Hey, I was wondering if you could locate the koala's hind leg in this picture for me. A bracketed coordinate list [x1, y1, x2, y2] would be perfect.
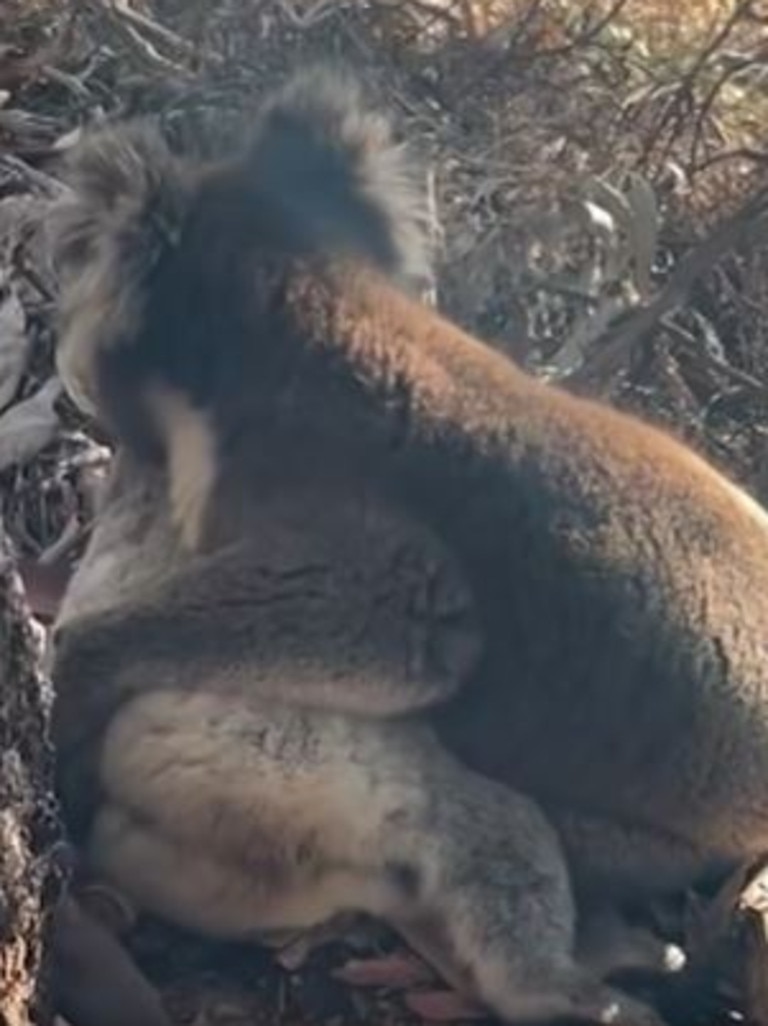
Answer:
[90, 690, 664, 1026]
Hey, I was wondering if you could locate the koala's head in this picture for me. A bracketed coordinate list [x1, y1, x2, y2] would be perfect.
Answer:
[51, 67, 432, 433]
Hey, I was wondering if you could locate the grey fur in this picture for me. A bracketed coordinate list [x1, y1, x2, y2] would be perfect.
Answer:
[51, 67, 431, 419]
[51, 122, 186, 415]
[52, 454, 667, 1026]
[248, 67, 432, 286]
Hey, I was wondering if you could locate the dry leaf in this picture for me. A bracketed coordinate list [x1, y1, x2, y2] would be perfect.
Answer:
[0, 376, 61, 471]
[623, 172, 659, 300]
[0, 280, 29, 410]
[17, 558, 72, 622]
[52, 125, 83, 153]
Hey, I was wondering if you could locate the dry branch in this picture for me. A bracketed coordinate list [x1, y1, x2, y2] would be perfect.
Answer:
[567, 187, 768, 389]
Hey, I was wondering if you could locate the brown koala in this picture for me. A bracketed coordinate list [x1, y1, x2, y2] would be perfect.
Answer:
[50, 67, 744, 1024]
[50, 451, 664, 1026]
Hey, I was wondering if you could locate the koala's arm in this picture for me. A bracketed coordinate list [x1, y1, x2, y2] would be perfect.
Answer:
[53, 530, 481, 744]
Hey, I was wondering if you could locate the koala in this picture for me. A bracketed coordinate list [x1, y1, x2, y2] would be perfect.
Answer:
[50, 451, 666, 1026]
[49, 70, 678, 1026]
[51, 65, 768, 902]
[66, 62, 768, 1017]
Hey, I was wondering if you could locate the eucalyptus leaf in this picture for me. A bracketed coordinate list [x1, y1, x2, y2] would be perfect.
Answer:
[624, 172, 659, 299]
[0, 377, 62, 471]
[0, 282, 30, 411]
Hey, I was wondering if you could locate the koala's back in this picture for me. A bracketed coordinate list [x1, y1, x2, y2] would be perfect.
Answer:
[398, 328, 768, 870]
[268, 269, 768, 867]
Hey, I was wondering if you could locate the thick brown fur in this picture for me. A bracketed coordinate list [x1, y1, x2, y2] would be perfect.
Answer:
[49, 65, 768, 1023]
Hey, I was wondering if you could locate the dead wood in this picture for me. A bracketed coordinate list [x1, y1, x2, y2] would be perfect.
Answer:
[0, 529, 61, 1026]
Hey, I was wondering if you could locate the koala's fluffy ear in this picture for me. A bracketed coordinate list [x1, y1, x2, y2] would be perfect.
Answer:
[51, 122, 188, 416]
[246, 67, 433, 289]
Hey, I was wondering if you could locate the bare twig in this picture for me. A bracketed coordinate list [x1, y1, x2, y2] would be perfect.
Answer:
[275, 0, 340, 29]
[531, 0, 633, 60]
[0, 154, 69, 198]
[567, 189, 768, 387]
[80, 0, 190, 75]
[665, 320, 768, 398]
[638, 0, 755, 171]
[447, 0, 631, 95]
[688, 41, 768, 174]
[108, 0, 198, 58]
[692, 146, 768, 174]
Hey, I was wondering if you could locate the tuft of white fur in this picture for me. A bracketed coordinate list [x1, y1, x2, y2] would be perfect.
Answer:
[50, 122, 187, 415]
[249, 67, 433, 290]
